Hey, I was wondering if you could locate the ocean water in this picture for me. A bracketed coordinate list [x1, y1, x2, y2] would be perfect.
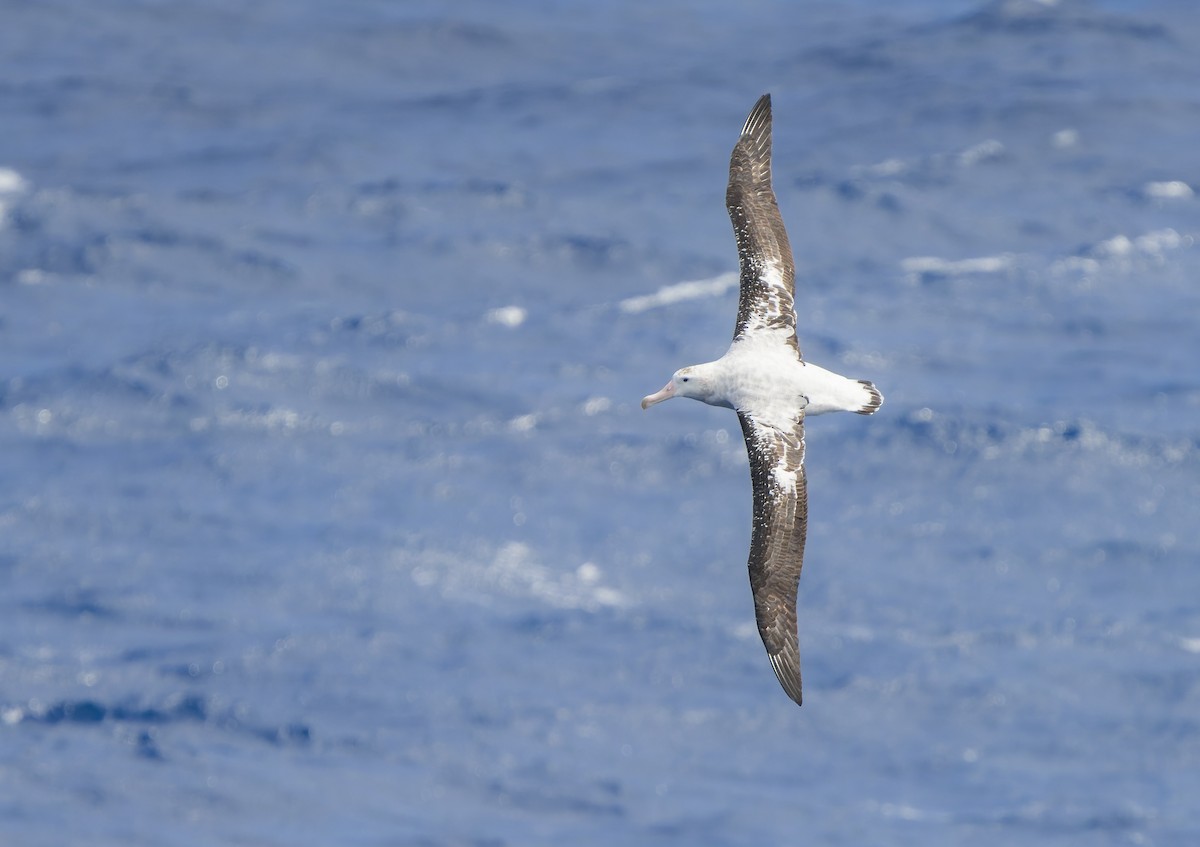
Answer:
[2, 1, 1199, 844]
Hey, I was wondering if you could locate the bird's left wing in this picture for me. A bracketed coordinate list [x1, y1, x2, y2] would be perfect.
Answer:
[737, 410, 807, 706]
[726, 94, 800, 357]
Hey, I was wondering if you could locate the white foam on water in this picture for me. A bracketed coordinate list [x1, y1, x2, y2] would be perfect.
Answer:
[1052, 128, 1079, 149]
[406, 542, 627, 611]
[0, 166, 28, 228]
[619, 271, 739, 313]
[958, 139, 1004, 166]
[486, 305, 527, 327]
[581, 396, 611, 416]
[901, 254, 1014, 277]
[0, 167, 26, 195]
[1143, 180, 1193, 200]
[508, 413, 537, 433]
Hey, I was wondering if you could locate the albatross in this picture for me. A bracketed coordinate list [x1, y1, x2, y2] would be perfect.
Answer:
[641, 94, 883, 706]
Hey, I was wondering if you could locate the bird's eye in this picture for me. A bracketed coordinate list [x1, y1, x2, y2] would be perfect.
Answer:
[680, 377, 690, 383]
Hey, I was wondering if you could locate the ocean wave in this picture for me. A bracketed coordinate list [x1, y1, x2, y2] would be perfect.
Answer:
[888, 408, 1197, 468]
[405, 541, 628, 612]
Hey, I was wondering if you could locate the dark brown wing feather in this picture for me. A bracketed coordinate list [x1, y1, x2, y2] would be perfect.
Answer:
[726, 94, 800, 357]
[738, 411, 808, 706]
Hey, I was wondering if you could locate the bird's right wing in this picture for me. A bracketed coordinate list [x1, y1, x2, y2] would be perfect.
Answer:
[738, 409, 808, 706]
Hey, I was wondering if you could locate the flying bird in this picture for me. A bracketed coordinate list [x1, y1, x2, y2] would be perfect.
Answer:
[641, 94, 883, 706]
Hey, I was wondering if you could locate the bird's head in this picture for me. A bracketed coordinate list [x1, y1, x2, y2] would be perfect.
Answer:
[641, 366, 713, 409]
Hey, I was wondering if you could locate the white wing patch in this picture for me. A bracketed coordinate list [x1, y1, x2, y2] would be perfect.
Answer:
[772, 463, 798, 492]
[743, 262, 794, 337]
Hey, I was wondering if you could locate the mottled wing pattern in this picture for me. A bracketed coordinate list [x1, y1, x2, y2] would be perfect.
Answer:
[738, 410, 808, 706]
[726, 94, 800, 357]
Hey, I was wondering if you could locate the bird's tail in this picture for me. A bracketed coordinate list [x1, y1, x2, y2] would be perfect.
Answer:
[855, 380, 883, 415]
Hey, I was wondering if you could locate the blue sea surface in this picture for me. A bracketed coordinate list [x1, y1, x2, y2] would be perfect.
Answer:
[2, 1, 1199, 844]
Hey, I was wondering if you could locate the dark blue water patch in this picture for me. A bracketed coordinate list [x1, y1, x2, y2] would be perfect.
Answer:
[484, 761, 626, 818]
[354, 176, 403, 197]
[807, 40, 898, 74]
[791, 170, 829, 193]
[385, 19, 513, 51]
[2, 203, 51, 237]
[802, 653, 857, 695]
[112, 141, 282, 176]
[408, 838, 506, 847]
[16, 697, 200, 726]
[9, 230, 106, 277]
[1123, 669, 1200, 706]
[326, 311, 417, 348]
[508, 609, 577, 640]
[410, 79, 600, 119]
[35, 699, 108, 724]
[1058, 316, 1106, 338]
[108, 696, 204, 726]
[125, 226, 297, 282]
[1, 361, 175, 412]
[175, 187, 241, 205]
[534, 232, 631, 270]
[0, 72, 87, 101]
[642, 806, 748, 847]
[246, 721, 312, 747]
[163, 661, 226, 681]
[12, 693, 313, 750]
[393, 175, 527, 206]
[133, 729, 163, 760]
[876, 191, 904, 214]
[116, 695, 209, 725]
[835, 179, 868, 202]
[955, 0, 1170, 40]
[880, 411, 1198, 465]
[118, 641, 216, 665]
[3, 194, 296, 289]
[129, 225, 221, 252]
[229, 247, 296, 278]
[24, 589, 121, 621]
[993, 801, 1156, 837]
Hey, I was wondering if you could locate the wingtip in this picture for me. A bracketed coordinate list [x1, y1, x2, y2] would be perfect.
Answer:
[741, 93, 772, 138]
[768, 651, 804, 707]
